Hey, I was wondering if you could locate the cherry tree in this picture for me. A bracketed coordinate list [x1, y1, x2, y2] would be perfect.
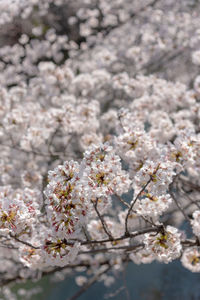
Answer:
[0, 0, 200, 299]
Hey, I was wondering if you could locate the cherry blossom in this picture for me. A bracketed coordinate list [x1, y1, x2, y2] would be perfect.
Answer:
[0, 0, 200, 299]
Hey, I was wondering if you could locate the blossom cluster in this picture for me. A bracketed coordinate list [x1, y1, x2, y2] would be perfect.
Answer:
[0, 0, 200, 298]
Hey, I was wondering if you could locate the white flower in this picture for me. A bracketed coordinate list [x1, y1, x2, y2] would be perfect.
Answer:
[130, 248, 155, 265]
[81, 144, 131, 197]
[181, 247, 200, 272]
[42, 237, 80, 267]
[0, 186, 40, 235]
[134, 193, 172, 217]
[133, 159, 176, 195]
[19, 245, 43, 270]
[45, 161, 89, 238]
[144, 226, 182, 263]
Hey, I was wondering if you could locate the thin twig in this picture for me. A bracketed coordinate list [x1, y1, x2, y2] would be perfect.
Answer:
[93, 198, 114, 240]
[115, 194, 130, 208]
[9, 234, 40, 250]
[125, 178, 152, 235]
[0, 142, 62, 158]
[68, 226, 159, 246]
[169, 177, 191, 223]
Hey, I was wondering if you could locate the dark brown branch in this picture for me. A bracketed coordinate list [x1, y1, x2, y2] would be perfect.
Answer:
[80, 243, 143, 255]
[69, 226, 159, 246]
[9, 234, 40, 250]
